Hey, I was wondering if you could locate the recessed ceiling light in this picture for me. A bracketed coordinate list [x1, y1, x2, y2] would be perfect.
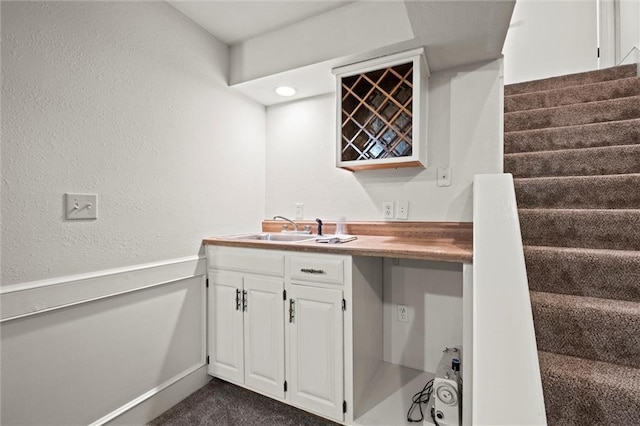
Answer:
[275, 86, 296, 97]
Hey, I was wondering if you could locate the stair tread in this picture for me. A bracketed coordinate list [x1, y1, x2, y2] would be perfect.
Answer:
[538, 351, 640, 426]
[505, 76, 640, 113]
[506, 144, 640, 178]
[505, 143, 640, 158]
[505, 88, 640, 114]
[531, 290, 640, 369]
[504, 63, 638, 96]
[519, 209, 640, 250]
[520, 207, 640, 213]
[531, 290, 640, 315]
[505, 95, 640, 132]
[514, 172, 640, 181]
[538, 350, 640, 391]
[514, 174, 640, 209]
[524, 246, 640, 303]
[525, 244, 640, 257]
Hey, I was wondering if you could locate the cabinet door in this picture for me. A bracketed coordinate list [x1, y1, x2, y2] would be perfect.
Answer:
[289, 284, 344, 421]
[208, 272, 244, 384]
[243, 276, 285, 399]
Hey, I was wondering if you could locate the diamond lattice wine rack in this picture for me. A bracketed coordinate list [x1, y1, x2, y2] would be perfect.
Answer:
[333, 49, 429, 171]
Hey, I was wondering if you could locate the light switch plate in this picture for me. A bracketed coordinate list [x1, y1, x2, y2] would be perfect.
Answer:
[65, 193, 98, 220]
[437, 167, 452, 187]
[295, 203, 304, 220]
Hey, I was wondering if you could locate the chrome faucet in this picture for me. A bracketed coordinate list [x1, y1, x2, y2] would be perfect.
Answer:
[273, 216, 312, 234]
[273, 215, 299, 232]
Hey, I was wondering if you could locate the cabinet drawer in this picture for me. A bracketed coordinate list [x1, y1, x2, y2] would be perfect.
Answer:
[207, 246, 285, 277]
[289, 255, 344, 285]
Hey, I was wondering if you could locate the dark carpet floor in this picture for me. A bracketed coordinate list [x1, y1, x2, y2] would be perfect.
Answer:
[148, 378, 340, 426]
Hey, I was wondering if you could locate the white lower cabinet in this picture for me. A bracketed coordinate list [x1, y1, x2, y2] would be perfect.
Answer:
[207, 246, 382, 424]
[208, 270, 285, 399]
[289, 284, 344, 421]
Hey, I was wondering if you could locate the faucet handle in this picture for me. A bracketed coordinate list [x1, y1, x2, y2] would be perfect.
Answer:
[282, 224, 289, 231]
[315, 218, 323, 236]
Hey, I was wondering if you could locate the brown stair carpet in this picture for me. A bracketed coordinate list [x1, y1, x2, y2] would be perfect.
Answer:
[505, 76, 640, 113]
[505, 95, 640, 132]
[504, 63, 640, 425]
[504, 63, 638, 96]
[505, 118, 640, 154]
[514, 174, 640, 209]
[519, 209, 640, 250]
[537, 351, 640, 426]
[506, 144, 640, 178]
[525, 246, 640, 302]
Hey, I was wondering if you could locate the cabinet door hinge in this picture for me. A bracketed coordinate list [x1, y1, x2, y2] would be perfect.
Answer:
[342, 299, 346, 311]
[284, 381, 288, 392]
[343, 400, 347, 413]
[206, 278, 209, 288]
[206, 355, 210, 365]
[283, 289, 287, 300]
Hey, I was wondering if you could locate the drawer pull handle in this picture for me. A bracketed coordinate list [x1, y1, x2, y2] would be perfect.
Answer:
[242, 290, 248, 312]
[300, 268, 325, 274]
[235, 289, 241, 311]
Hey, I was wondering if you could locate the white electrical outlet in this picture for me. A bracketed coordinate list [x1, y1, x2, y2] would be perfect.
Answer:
[65, 193, 98, 220]
[383, 201, 394, 219]
[396, 200, 409, 219]
[295, 203, 304, 219]
[437, 167, 452, 187]
[397, 304, 408, 322]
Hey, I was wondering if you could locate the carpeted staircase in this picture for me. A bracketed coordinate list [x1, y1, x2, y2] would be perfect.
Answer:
[504, 64, 640, 425]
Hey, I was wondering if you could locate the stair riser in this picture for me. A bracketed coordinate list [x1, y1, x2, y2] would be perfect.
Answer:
[539, 365, 640, 426]
[505, 63, 637, 96]
[505, 77, 640, 113]
[525, 247, 640, 302]
[505, 118, 640, 154]
[514, 175, 640, 209]
[505, 145, 640, 178]
[519, 210, 640, 251]
[505, 96, 640, 132]
[532, 295, 640, 368]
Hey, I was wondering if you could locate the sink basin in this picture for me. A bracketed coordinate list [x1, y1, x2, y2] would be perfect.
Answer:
[227, 233, 316, 242]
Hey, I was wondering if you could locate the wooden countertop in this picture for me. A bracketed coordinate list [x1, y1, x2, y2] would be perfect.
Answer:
[203, 221, 473, 263]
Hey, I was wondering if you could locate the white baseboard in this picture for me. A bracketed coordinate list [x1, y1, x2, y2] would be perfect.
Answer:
[101, 365, 211, 426]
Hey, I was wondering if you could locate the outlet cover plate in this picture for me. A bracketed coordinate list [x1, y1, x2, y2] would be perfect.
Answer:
[397, 304, 408, 322]
[65, 193, 97, 220]
[383, 201, 394, 219]
[295, 203, 304, 220]
[396, 200, 409, 219]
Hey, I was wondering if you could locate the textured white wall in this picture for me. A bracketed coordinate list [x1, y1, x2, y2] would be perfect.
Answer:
[1, 1, 266, 286]
[503, 0, 598, 85]
[265, 59, 502, 222]
[619, 0, 640, 63]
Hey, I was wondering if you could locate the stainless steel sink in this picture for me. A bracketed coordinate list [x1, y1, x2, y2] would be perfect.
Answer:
[226, 233, 316, 242]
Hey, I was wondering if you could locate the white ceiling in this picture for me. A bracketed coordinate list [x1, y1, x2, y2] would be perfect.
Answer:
[167, 0, 515, 106]
[167, 1, 354, 45]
